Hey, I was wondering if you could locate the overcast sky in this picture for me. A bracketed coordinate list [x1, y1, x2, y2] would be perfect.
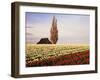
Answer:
[25, 12, 90, 44]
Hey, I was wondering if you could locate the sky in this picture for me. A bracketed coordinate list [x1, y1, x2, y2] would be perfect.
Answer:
[25, 12, 90, 44]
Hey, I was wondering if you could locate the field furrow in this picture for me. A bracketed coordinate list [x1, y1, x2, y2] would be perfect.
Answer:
[26, 44, 89, 67]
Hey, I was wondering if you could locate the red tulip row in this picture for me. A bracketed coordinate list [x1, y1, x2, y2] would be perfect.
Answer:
[26, 50, 89, 67]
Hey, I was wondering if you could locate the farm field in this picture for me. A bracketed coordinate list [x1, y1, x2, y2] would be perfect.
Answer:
[26, 44, 89, 67]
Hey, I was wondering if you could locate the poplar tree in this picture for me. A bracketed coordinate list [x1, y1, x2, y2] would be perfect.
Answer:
[50, 16, 58, 44]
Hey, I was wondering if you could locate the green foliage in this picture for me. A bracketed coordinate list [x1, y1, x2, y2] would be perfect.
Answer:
[26, 44, 89, 61]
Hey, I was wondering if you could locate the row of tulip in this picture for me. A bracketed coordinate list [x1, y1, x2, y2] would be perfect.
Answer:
[26, 44, 89, 62]
[26, 50, 89, 67]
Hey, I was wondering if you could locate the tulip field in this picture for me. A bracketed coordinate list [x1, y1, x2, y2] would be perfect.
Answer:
[26, 44, 89, 67]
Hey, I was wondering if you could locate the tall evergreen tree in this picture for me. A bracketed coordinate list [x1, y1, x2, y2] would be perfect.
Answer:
[50, 16, 58, 44]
